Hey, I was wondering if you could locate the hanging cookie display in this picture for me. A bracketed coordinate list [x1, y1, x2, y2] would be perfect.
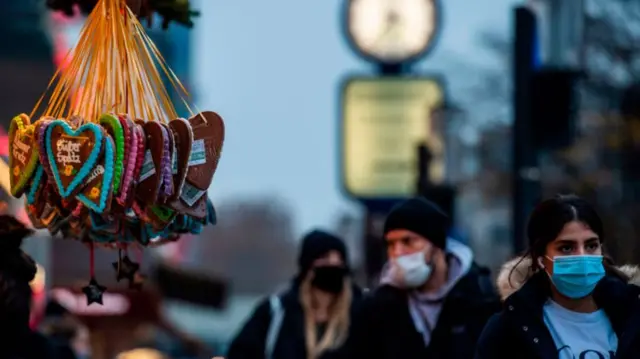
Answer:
[10, 0, 223, 305]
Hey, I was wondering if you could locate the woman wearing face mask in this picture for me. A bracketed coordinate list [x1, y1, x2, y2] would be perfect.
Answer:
[227, 229, 363, 359]
[475, 194, 640, 359]
[347, 197, 500, 359]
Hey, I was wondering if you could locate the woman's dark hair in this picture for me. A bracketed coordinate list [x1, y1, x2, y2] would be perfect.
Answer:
[0, 215, 37, 329]
[512, 194, 628, 282]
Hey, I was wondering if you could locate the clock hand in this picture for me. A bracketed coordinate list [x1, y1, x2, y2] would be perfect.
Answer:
[370, 10, 400, 48]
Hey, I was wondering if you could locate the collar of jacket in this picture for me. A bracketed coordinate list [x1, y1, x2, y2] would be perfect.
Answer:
[498, 256, 640, 358]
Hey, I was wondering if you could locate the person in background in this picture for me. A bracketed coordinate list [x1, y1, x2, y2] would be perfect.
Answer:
[475, 194, 640, 359]
[0, 215, 54, 358]
[348, 197, 500, 359]
[227, 229, 363, 359]
[40, 300, 84, 359]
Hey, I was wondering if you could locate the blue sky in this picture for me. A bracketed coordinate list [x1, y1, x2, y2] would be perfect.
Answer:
[194, 0, 519, 236]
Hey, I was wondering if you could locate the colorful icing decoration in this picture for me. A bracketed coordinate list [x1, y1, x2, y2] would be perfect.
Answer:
[158, 123, 174, 199]
[99, 114, 125, 193]
[26, 165, 45, 205]
[116, 115, 137, 205]
[45, 120, 104, 198]
[35, 119, 54, 179]
[76, 135, 115, 213]
[8, 114, 41, 197]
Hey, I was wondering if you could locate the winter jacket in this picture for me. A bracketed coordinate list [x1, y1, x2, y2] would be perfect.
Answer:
[347, 263, 500, 359]
[475, 256, 640, 359]
[227, 282, 363, 359]
[0, 329, 55, 358]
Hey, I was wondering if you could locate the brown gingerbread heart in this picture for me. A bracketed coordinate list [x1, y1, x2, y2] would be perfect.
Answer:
[146, 205, 177, 231]
[135, 120, 165, 206]
[169, 111, 224, 219]
[9, 114, 40, 197]
[45, 120, 104, 198]
[168, 118, 193, 202]
[126, 124, 147, 210]
[76, 135, 115, 214]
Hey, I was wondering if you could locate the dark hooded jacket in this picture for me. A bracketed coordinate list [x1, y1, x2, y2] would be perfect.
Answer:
[346, 239, 500, 359]
[475, 256, 640, 359]
[227, 281, 363, 359]
[227, 229, 363, 359]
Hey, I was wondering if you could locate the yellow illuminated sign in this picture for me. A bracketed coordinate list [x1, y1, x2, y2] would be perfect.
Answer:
[341, 77, 444, 198]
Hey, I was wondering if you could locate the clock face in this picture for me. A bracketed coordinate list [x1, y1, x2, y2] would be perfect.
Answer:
[346, 0, 438, 64]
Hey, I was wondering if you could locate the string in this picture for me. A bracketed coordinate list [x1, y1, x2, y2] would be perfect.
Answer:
[89, 242, 95, 278]
[30, 0, 195, 123]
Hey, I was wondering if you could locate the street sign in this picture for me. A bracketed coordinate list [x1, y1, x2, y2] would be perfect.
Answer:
[339, 76, 445, 199]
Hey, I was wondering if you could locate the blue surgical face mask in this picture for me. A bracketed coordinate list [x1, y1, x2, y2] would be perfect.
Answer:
[545, 255, 605, 299]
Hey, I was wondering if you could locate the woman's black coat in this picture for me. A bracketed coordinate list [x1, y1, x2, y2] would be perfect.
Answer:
[475, 256, 640, 359]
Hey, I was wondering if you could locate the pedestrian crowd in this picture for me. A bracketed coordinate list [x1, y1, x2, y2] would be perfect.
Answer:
[229, 194, 640, 359]
[0, 194, 637, 359]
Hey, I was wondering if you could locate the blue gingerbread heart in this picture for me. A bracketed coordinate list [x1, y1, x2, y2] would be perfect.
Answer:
[45, 121, 104, 198]
[76, 136, 115, 213]
[26, 165, 44, 205]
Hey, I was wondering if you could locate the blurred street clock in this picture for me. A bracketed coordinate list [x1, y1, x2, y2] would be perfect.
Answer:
[344, 0, 440, 64]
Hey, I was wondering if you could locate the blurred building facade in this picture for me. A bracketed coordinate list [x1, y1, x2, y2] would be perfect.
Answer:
[0, 0, 55, 271]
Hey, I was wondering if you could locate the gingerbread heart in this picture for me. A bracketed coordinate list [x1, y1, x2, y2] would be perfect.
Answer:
[168, 118, 193, 202]
[26, 165, 45, 205]
[99, 114, 125, 193]
[89, 211, 121, 234]
[9, 114, 40, 197]
[35, 119, 54, 179]
[135, 121, 171, 206]
[116, 115, 138, 206]
[24, 174, 52, 230]
[159, 123, 175, 202]
[39, 203, 63, 230]
[125, 125, 146, 210]
[169, 111, 225, 219]
[45, 121, 104, 198]
[76, 135, 115, 213]
[146, 205, 176, 231]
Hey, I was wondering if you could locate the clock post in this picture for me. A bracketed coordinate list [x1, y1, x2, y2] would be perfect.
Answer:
[339, 0, 455, 284]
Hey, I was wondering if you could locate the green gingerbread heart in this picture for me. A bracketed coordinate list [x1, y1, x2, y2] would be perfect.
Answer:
[9, 114, 41, 197]
[99, 113, 125, 193]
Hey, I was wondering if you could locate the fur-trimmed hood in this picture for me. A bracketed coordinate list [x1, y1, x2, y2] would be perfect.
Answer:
[496, 256, 640, 301]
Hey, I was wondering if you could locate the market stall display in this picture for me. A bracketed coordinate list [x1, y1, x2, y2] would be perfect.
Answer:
[10, 0, 222, 304]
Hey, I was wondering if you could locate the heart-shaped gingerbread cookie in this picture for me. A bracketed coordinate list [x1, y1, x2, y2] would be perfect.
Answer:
[116, 115, 138, 206]
[168, 118, 193, 202]
[9, 114, 41, 197]
[169, 111, 225, 219]
[135, 120, 171, 206]
[45, 121, 105, 198]
[76, 135, 116, 213]
[99, 114, 125, 194]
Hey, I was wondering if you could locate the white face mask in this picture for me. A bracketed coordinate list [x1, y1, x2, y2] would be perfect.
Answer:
[395, 251, 432, 288]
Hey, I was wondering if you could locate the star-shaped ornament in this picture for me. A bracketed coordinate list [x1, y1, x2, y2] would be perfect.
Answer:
[82, 277, 106, 306]
[112, 255, 140, 283]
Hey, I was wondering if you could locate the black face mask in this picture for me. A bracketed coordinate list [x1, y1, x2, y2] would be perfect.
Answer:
[311, 266, 348, 293]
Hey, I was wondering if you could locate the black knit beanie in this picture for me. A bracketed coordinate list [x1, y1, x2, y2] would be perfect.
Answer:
[298, 229, 348, 275]
[383, 197, 451, 249]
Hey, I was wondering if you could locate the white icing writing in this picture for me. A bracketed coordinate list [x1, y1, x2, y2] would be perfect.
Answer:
[56, 138, 82, 167]
[12, 135, 30, 165]
[87, 165, 104, 183]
